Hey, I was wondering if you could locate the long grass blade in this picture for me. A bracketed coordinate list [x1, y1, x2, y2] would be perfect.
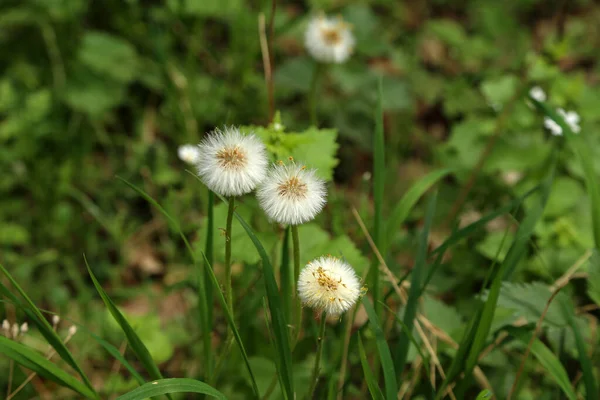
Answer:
[362, 296, 398, 399]
[394, 191, 437, 373]
[372, 76, 385, 316]
[218, 195, 294, 399]
[458, 157, 556, 392]
[384, 168, 452, 249]
[84, 256, 164, 383]
[0, 336, 96, 399]
[280, 226, 292, 329]
[199, 251, 260, 398]
[357, 333, 384, 400]
[115, 378, 227, 400]
[508, 327, 577, 400]
[559, 300, 599, 400]
[0, 263, 97, 397]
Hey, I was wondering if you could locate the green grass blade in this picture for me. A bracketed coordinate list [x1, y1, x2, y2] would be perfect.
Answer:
[460, 159, 556, 391]
[362, 296, 398, 399]
[559, 300, 599, 400]
[0, 336, 96, 398]
[87, 332, 145, 385]
[372, 76, 385, 316]
[530, 97, 600, 247]
[218, 195, 293, 399]
[280, 226, 292, 328]
[204, 190, 215, 347]
[0, 263, 97, 396]
[118, 175, 212, 379]
[508, 327, 577, 400]
[84, 256, 164, 383]
[358, 333, 385, 400]
[115, 378, 227, 400]
[385, 168, 452, 249]
[394, 191, 437, 372]
[199, 251, 260, 398]
[475, 390, 493, 399]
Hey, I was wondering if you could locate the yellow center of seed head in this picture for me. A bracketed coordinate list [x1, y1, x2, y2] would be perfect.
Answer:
[217, 146, 246, 169]
[321, 27, 342, 45]
[315, 266, 340, 291]
[277, 176, 308, 199]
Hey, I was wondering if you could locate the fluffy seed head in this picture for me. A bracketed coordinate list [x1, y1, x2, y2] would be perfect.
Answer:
[305, 14, 355, 64]
[298, 256, 362, 316]
[178, 144, 200, 165]
[257, 160, 327, 225]
[196, 127, 268, 197]
[529, 86, 546, 102]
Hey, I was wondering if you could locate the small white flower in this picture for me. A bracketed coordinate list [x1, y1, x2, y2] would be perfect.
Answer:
[68, 325, 78, 336]
[529, 86, 546, 102]
[257, 160, 327, 225]
[11, 324, 19, 338]
[52, 315, 60, 326]
[544, 108, 581, 136]
[178, 144, 200, 165]
[2, 319, 9, 335]
[305, 14, 355, 64]
[196, 127, 268, 197]
[20, 322, 28, 334]
[298, 256, 361, 316]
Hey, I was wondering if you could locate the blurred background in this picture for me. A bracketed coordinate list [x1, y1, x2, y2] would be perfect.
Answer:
[2, 0, 600, 398]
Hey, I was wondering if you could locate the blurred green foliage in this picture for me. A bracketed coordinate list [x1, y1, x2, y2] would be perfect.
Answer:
[1, 0, 600, 398]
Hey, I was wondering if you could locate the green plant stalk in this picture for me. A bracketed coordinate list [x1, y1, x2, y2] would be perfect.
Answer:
[292, 224, 303, 341]
[280, 227, 292, 334]
[308, 63, 324, 126]
[204, 190, 214, 382]
[225, 197, 235, 316]
[308, 313, 327, 399]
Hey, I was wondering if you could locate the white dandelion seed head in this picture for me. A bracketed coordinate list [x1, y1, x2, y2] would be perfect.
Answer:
[257, 160, 327, 225]
[298, 256, 361, 316]
[305, 14, 355, 64]
[196, 127, 268, 197]
[529, 86, 546, 102]
[178, 144, 200, 165]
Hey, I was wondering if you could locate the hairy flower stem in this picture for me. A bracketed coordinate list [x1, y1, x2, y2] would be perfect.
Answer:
[308, 313, 327, 399]
[309, 63, 324, 126]
[225, 197, 235, 316]
[292, 224, 303, 341]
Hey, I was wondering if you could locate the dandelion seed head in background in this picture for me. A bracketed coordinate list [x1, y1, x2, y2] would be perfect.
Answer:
[298, 256, 361, 316]
[257, 160, 327, 225]
[529, 86, 547, 102]
[178, 144, 200, 165]
[196, 127, 268, 197]
[305, 14, 355, 64]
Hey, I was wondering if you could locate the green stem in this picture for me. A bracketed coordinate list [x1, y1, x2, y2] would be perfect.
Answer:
[308, 63, 324, 127]
[307, 313, 327, 399]
[291, 224, 302, 341]
[225, 197, 235, 316]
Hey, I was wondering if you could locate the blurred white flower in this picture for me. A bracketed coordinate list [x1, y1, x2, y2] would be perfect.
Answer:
[196, 127, 268, 197]
[11, 324, 19, 338]
[20, 322, 28, 334]
[544, 108, 580, 136]
[52, 315, 60, 326]
[2, 319, 9, 335]
[178, 144, 200, 165]
[529, 86, 546, 102]
[68, 325, 78, 336]
[305, 14, 355, 64]
[298, 256, 361, 316]
[257, 160, 327, 225]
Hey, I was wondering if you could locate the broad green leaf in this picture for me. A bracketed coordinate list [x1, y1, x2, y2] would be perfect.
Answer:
[0, 336, 96, 399]
[78, 32, 138, 83]
[115, 378, 226, 400]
